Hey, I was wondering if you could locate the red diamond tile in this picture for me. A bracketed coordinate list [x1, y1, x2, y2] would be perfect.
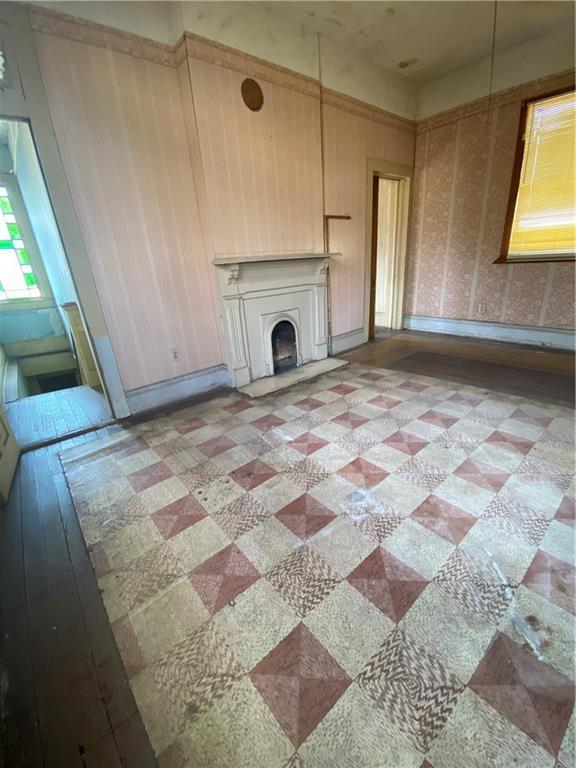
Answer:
[510, 407, 554, 428]
[331, 411, 368, 430]
[289, 432, 329, 456]
[448, 392, 484, 407]
[469, 632, 575, 755]
[112, 615, 145, 679]
[250, 623, 351, 746]
[189, 543, 260, 614]
[368, 394, 401, 409]
[175, 417, 206, 435]
[223, 399, 252, 415]
[329, 383, 357, 395]
[418, 410, 459, 429]
[230, 459, 277, 490]
[347, 547, 427, 621]
[127, 461, 173, 492]
[485, 429, 535, 456]
[523, 549, 575, 616]
[252, 414, 286, 431]
[293, 397, 324, 412]
[276, 493, 336, 539]
[454, 458, 510, 492]
[384, 430, 428, 456]
[398, 380, 427, 393]
[360, 371, 384, 382]
[198, 434, 236, 458]
[555, 496, 575, 528]
[152, 495, 206, 539]
[338, 457, 389, 488]
[412, 494, 476, 544]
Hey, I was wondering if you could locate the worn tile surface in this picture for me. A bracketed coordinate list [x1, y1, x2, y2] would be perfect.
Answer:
[61, 362, 575, 766]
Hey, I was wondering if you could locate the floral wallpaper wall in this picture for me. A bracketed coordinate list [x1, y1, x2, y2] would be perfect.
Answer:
[405, 71, 575, 331]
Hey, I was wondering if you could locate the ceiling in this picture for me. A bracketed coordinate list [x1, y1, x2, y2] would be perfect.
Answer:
[265, 1, 574, 85]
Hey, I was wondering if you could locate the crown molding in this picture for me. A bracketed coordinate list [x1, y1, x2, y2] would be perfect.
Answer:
[417, 69, 575, 133]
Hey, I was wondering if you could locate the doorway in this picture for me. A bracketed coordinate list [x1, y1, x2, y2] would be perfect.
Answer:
[365, 161, 412, 341]
[0, 118, 111, 449]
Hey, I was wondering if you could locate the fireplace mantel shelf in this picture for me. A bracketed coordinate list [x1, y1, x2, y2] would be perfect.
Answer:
[213, 252, 337, 266]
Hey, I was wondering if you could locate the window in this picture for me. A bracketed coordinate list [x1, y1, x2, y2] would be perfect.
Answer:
[0, 183, 41, 300]
[499, 89, 575, 263]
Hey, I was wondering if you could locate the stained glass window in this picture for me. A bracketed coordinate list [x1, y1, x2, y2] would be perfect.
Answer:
[0, 184, 40, 300]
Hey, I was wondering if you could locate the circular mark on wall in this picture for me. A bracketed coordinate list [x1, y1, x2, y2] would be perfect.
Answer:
[241, 78, 264, 111]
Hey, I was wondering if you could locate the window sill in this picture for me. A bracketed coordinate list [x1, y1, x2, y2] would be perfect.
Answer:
[494, 254, 575, 265]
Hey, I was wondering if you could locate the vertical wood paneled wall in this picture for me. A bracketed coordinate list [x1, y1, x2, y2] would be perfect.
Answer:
[405, 71, 576, 331]
[31, 10, 416, 391]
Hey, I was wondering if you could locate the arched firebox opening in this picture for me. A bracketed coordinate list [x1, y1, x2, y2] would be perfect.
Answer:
[271, 320, 297, 374]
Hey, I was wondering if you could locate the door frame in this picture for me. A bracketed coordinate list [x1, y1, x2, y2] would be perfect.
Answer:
[0, 4, 130, 417]
[363, 159, 413, 341]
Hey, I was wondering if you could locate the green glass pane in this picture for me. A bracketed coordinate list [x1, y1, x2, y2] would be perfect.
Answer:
[0, 240, 13, 249]
[17, 249, 30, 265]
[0, 198, 11, 214]
[0, 281, 3, 291]
[7, 223, 20, 239]
[24, 273, 37, 287]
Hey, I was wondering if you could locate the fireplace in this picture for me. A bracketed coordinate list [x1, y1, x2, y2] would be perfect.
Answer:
[271, 320, 297, 374]
[213, 253, 332, 387]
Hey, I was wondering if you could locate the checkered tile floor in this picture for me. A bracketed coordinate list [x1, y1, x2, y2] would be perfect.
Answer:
[60, 363, 575, 768]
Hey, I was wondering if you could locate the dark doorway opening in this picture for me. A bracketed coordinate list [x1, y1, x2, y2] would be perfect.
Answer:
[271, 320, 297, 374]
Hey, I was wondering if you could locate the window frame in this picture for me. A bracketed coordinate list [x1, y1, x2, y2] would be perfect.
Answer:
[0, 172, 53, 309]
[495, 86, 576, 265]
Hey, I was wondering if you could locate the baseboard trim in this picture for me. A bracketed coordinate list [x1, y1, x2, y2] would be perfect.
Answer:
[126, 364, 230, 414]
[330, 327, 366, 355]
[404, 315, 575, 351]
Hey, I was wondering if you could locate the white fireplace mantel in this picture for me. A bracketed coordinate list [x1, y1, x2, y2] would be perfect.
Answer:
[213, 253, 337, 388]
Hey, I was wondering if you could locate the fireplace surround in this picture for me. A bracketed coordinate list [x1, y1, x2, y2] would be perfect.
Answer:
[213, 253, 332, 388]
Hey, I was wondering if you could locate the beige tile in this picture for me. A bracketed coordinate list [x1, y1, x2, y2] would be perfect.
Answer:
[103, 518, 163, 570]
[251, 474, 302, 514]
[309, 474, 360, 515]
[236, 516, 301, 574]
[140, 476, 189, 515]
[371, 475, 430, 516]
[427, 688, 554, 768]
[362, 443, 411, 472]
[304, 582, 393, 677]
[131, 665, 180, 754]
[168, 516, 230, 571]
[116, 448, 162, 475]
[435, 474, 494, 516]
[179, 677, 293, 768]
[211, 580, 298, 670]
[539, 519, 575, 565]
[403, 584, 497, 682]
[309, 516, 376, 577]
[130, 579, 209, 664]
[191, 476, 244, 515]
[460, 519, 537, 583]
[500, 586, 575, 681]
[299, 683, 422, 768]
[384, 518, 453, 579]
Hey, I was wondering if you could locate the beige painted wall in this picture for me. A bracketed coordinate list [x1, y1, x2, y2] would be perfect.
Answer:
[405, 70, 576, 331]
[322, 100, 414, 335]
[34, 31, 223, 391]
[32, 10, 415, 391]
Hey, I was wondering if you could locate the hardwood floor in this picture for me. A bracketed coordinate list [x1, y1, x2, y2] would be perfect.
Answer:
[0, 427, 157, 768]
[344, 331, 575, 405]
[6, 387, 112, 450]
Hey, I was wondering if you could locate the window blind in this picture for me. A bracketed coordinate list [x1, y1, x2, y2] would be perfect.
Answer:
[507, 90, 575, 261]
